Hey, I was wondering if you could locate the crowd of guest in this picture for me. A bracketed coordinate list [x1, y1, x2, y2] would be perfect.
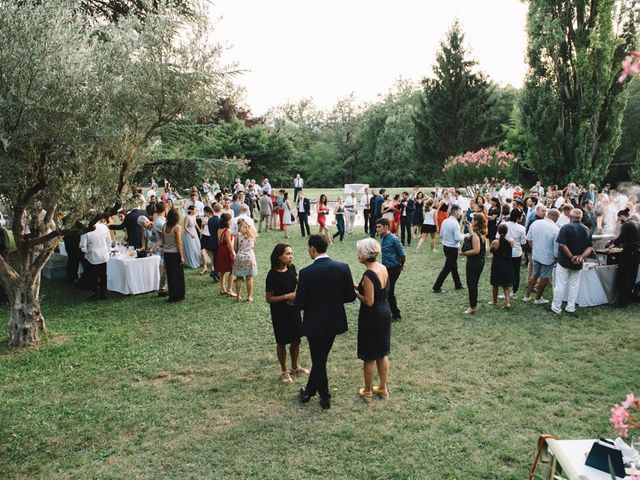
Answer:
[25, 172, 637, 409]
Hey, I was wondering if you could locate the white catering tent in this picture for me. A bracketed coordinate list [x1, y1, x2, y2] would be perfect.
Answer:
[344, 183, 369, 194]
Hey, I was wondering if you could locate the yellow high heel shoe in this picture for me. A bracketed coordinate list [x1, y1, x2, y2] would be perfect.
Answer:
[372, 386, 389, 399]
[358, 387, 373, 400]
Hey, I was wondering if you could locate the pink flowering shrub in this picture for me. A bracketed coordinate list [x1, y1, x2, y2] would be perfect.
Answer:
[442, 147, 516, 186]
[610, 392, 640, 437]
[619, 52, 640, 83]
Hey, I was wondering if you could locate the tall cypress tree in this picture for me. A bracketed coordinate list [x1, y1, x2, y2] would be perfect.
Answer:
[414, 21, 495, 179]
[520, 0, 638, 185]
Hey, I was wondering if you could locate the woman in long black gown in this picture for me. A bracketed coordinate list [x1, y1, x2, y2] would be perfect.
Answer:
[265, 244, 308, 383]
[354, 238, 392, 400]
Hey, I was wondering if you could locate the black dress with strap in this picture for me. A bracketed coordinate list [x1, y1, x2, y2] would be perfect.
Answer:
[357, 270, 392, 361]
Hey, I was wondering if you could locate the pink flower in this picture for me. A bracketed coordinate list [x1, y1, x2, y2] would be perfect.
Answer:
[611, 404, 630, 436]
[619, 54, 640, 83]
[623, 393, 636, 409]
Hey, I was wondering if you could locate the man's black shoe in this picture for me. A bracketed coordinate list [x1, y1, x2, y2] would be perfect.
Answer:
[455, 286, 465, 290]
[319, 397, 331, 409]
[432, 289, 444, 294]
[299, 388, 312, 404]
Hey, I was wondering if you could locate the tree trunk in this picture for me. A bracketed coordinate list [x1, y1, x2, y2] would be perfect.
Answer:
[7, 273, 47, 346]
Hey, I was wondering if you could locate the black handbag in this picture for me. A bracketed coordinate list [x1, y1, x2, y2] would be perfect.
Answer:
[461, 235, 473, 252]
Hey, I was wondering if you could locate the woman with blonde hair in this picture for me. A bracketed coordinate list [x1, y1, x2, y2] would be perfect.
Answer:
[460, 213, 487, 314]
[354, 237, 392, 401]
[233, 218, 258, 302]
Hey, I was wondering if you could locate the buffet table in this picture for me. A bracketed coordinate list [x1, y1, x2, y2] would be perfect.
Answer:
[555, 264, 640, 308]
[106, 255, 160, 295]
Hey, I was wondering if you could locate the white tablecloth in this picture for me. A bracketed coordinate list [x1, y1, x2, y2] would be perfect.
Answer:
[107, 255, 160, 295]
[545, 438, 634, 479]
[555, 264, 640, 308]
[555, 266, 609, 307]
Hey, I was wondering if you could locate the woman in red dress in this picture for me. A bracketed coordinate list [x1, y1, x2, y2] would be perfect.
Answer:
[216, 213, 236, 297]
[317, 194, 331, 242]
[436, 189, 450, 231]
[392, 194, 401, 234]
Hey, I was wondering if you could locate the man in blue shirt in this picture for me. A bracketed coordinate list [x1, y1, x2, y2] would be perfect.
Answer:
[376, 217, 406, 321]
[433, 205, 464, 293]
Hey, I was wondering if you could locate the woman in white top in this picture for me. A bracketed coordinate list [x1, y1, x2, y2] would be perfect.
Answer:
[415, 199, 437, 252]
[281, 191, 293, 239]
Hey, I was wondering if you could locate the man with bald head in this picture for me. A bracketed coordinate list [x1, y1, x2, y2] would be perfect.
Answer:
[550, 209, 593, 314]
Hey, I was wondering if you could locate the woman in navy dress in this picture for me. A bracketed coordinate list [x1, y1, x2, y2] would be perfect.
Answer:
[354, 238, 392, 400]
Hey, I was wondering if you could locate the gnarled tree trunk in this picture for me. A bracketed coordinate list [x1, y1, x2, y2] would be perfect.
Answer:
[6, 272, 47, 346]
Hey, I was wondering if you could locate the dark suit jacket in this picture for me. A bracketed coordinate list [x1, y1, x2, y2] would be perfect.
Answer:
[374, 195, 384, 217]
[207, 215, 221, 250]
[109, 208, 145, 248]
[295, 257, 356, 339]
[297, 198, 311, 216]
[400, 199, 415, 218]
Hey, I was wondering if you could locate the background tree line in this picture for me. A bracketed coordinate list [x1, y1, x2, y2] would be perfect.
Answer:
[159, 4, 638, 189]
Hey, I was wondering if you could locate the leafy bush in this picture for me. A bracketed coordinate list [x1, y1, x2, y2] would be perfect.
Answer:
[442, 147, 516, 186]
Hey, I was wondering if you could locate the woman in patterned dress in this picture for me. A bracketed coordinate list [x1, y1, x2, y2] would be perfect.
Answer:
[233, 218, 258, 302]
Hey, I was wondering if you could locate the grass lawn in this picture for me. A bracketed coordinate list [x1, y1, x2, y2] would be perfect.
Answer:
[1, 226, 639, 479]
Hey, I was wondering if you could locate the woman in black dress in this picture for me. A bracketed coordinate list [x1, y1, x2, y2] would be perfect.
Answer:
[354, 238, 392, 400]
[265, 244, 308, 383]
[487, 197, 501, 242]
[461, 213, 487, 315]
[490, 223, 515, 309]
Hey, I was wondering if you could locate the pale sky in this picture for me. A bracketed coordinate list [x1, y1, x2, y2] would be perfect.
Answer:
[210, 0, 529, 115]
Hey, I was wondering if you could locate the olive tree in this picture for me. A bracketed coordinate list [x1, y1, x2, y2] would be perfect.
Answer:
[0, 0, 233, 346]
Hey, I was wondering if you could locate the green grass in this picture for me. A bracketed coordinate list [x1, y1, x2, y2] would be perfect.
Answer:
[1, 226, 639, 479]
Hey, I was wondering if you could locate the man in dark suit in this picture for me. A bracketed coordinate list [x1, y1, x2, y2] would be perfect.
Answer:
[399, 191, 415, 246]
[295, 234, 356, 409]
[207, 203, 222, 282]
[296, 191, 311, 237]
[370, 188, 385, 238]
[109, 199, 146, 248]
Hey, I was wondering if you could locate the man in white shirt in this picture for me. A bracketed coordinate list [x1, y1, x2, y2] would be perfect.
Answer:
[294, 174, 304, 201]
[556, 204, 572, 228]
[496, 208, 527, 298]
[80, 215, 112, 300]
[499, 183, 515, 203]
[432, 205, 464, 293]
[262, 178, 272, 196]
[344, 191, 358, 234]
[360, 188, 371, 234]
[185, 192, 205, 219]
[524, 208, 560, 304]
[233, 178, 245, 194]
[230, 204, 255, 235]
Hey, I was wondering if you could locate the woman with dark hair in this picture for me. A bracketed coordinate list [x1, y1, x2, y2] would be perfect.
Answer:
[490, 223, 515, 309]
[416, 199, 437, 252]
[162, 208, 185, 302]
[317, 194, 330, 241]
[217, 213, 236, 297]
[436, 189, 450, 232]
[265, 244, 307, 382]
[391, 194, 401, 234]
[461, 213, 486, 314]
[412, 191, 425, 240]
[281, 191, 293, 239]
[182, 205, 201, 269]
[487, 197, 501, 242]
